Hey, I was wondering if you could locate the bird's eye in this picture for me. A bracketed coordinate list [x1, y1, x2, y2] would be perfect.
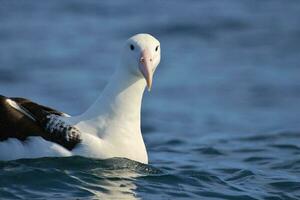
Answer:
[155, 45, 159, 52]
[130, 44, 135, 51]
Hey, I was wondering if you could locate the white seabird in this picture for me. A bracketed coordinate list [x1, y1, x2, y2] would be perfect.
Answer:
[0, 33, 161, 164]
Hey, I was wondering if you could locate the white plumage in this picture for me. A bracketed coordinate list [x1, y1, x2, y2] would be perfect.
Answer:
[0, 33, 161, 164]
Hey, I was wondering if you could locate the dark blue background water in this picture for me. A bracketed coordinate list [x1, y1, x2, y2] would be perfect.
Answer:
[0, 1, 300, 199]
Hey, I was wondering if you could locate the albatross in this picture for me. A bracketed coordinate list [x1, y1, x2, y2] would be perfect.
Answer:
[0, 33, 161, 164]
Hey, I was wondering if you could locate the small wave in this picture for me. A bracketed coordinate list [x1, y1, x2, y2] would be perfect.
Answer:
[269, 144, 300, 151]
[225, 169, 255, 182]
[237, 131, 300, 142]
[269, 181, 300, 193]
[0, 156, 162, 175]
[193, 147, 225, 156]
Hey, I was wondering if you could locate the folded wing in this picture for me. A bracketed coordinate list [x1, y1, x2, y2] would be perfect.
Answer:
[0, 95, 81, 150]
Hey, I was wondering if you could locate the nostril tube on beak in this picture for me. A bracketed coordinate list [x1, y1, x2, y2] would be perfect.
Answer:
[139, 49, 154, 91]
[140, 56, 153, 63]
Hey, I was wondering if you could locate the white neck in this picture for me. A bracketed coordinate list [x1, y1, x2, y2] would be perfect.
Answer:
[67, 66, 149, 163]
[71, 67, 146, 141]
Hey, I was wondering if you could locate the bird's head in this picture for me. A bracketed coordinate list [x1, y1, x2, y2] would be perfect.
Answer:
[121, 33, 161, 91]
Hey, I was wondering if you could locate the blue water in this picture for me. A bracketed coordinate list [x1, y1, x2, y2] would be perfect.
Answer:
[1, 0, 300, 199]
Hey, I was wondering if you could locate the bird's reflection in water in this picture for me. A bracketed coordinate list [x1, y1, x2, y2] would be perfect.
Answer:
[90, 170, 140, 200]
[66, 157, 161, 200]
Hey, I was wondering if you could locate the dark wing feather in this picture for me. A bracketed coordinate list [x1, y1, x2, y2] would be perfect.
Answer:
[0, 95, 41, 141]
[0, 95, 81, 150]
[11, 97, 65, 117]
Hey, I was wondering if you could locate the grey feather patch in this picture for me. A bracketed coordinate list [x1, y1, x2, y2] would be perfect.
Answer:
[44, 114, 81, 143]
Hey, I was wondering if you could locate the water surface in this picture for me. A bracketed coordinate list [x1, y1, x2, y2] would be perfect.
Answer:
[0, 1, 300, 199]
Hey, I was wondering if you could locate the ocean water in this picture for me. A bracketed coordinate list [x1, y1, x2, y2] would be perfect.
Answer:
[0, 0, 300, 199]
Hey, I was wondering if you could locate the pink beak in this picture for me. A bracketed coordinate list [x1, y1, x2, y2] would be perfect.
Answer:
[139, 49, 153, 91]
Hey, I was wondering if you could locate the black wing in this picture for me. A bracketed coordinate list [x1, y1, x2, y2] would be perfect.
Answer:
[0, 95, 81, 150]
